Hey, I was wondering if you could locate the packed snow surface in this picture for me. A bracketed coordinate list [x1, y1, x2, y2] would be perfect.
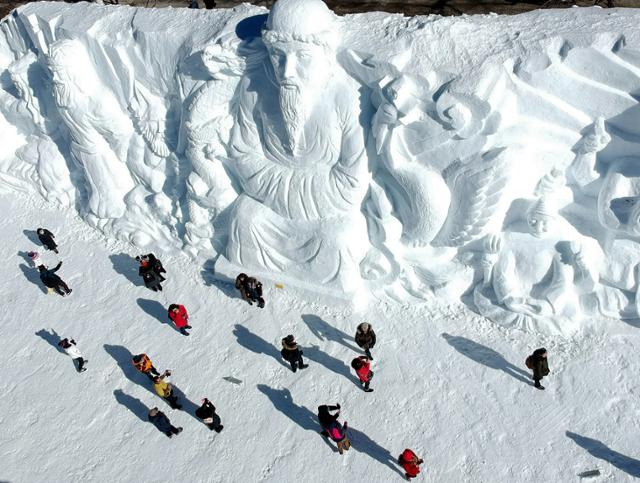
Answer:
[2, 0, 640, 481]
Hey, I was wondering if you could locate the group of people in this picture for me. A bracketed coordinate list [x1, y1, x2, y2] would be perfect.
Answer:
[29, 228, 72, 296]
[27, 226, 557, 480]
[131, 353, 224, 436]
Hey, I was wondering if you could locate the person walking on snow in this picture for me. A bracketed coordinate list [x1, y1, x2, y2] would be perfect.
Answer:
[526, 348, 550, 390]
[37, 228, 58, 254]
[195, 398, 224, 432]
[235, 273, 265, 308]
[318, 404, 350, 454]
[355, 323, 376, 360]
[280, 335, 308, 372]
[168, 304, 191, 336]
[153, 370, 182, 409]
[58, 338, 87, 372]
[398, 448, 424, 480]
[132, 353, 161, 379]
[38, 262, 72, 296]
[148, 407, 182, 438]
[351, 356, 374, 392]
[317, 404, 350, 454]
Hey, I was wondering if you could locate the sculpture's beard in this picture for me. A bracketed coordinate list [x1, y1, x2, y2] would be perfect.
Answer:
[279, 84, 305, 153]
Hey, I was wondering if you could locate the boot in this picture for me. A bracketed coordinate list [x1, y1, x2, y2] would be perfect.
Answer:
[215, 425, 224, 433]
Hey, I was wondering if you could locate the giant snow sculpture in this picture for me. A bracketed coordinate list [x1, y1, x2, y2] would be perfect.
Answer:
[4, 0, 640, 333]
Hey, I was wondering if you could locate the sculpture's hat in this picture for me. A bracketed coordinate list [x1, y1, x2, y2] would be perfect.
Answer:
[528, 198, 554, 219]
[263, 0, 337, 47]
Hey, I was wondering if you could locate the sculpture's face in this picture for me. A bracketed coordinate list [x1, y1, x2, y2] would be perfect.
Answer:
[266, 40, 332, 152]
[267, 40, 330, 91]
[527, 212, 553, 237]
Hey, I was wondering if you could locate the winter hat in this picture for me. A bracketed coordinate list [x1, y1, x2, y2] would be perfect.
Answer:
[28, 251, 39, 259]
[284, 334, 295, 344]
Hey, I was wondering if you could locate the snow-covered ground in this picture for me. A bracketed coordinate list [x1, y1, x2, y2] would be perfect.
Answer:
[2, 191, 639, 482]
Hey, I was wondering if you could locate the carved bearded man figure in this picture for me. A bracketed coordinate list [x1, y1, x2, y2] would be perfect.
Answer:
[224, 0, 370, 292]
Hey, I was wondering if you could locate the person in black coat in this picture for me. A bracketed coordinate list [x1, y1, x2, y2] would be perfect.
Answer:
[235, 273, 265, 308]
[317, 404, 340, 436]
[148, 407, 182, 438]
[355, 323, 376, 359]
[280, 335, 308, 373]
[146, 253, 166, 281]
[195, 398, 224, 432]
[528, 348, 550, 390]
[38, 262, 72, 296]
[37, 228, 58, 254]
[137, 256, 163, 291]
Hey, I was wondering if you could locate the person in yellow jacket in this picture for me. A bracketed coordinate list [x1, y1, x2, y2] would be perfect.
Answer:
[152, 370, 182, 409]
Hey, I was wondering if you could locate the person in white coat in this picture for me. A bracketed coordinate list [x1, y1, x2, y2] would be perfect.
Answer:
[58, 338, 87, 372]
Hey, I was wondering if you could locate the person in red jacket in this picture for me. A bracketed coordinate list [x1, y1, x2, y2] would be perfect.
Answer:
[168, 304, 192, 336]
[398, 449, 424, 479]
[351, 356, 374, 392]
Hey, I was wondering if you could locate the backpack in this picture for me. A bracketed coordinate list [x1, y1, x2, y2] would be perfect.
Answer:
[525, 355, 533, 369]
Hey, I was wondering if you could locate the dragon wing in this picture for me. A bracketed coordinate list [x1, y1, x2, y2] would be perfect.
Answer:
[431, 147, 508, 247]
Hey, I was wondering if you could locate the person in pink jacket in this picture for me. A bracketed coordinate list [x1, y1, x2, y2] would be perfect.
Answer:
[351, 356, 374, 392]
[168, 304, 191, 336]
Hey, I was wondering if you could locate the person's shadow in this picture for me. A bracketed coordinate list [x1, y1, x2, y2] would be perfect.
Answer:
[171, 385, 203, 423]
[301, 314, 360, 352]
[113, 389, 148, 423]
[566, 431, 640, 478]
[232, 324, 288, 368]
[441, 333, 532, 385]
[23, 229, 41, 245]
[35, 328, 63, 351]
[256, 385, 336, 451]
[200, 259, 239, 300]
[110, 253, 142, 287]
[20, 263, 47, 293]
[348, 426, 405, 477]
[136, 298, 174, 331]
[304, 344, 360, 387]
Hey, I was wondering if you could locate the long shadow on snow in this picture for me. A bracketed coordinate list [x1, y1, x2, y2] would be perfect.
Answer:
[35, 328, 64, 351]
[23, 229, 42, 246]
[171, 385, 203, 424]
[304, 344, 360, 388]
[113, 389, 148, 423]
[109, 253, 142, 287]
[136, 298, 176, 332]
[256, 385, 336, 452]
[566, 431, 640, 478]
[441, 333, 532, 385]
[19, 263, 47, 294]
[348, 426, 405, 477]
[201, 259, 240, 300]
[301, 314, 360, 353]
[232, 324, 288, 369]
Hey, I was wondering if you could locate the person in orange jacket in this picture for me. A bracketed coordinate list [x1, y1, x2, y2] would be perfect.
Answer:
[398, 449, 424, 479]
[168, 304, 192, 336]
[132, 353, 161, 380]
[351, 355, 374, 392]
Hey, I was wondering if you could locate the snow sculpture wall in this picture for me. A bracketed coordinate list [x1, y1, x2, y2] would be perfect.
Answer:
[3, 0, 640, 334]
